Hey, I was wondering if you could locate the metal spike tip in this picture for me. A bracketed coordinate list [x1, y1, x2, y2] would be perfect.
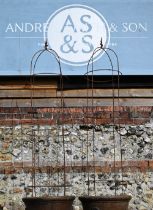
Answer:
[100, 38, 103, 49]
[45, 40, 48, 50]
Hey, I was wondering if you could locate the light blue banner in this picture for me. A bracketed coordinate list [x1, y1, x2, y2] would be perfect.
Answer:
[0, 0, 153, 75]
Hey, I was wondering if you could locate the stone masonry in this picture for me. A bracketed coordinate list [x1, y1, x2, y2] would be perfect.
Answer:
[0, 118, 153, 210]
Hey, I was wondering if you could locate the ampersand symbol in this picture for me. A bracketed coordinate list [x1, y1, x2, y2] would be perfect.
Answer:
[60, 35, 78, 53]
[110, 23, 118, 32]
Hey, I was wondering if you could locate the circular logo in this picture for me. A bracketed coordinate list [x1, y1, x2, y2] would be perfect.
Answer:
[44, 4, 110, 66]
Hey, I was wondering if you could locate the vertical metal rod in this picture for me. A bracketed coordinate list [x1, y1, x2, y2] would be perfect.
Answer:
[85, 42, 122, 197]
[57, 125, 60, 196]
[102, 48, 117, 195]
[29, 42, 64, 196]
[91, 56, 96, 195]
[70, 117, 74, 196]
[30, 73, 37, 197]
[81, 128, 85, 194]
[60, 73, 66, 196]
[117, 69, 124, 194]
[106, 48, 123, 195]
[112, 74, 117, 196]
[62, 125, 66, 196]
[30, 67, 34, 197]
[86, 74, 90, 196]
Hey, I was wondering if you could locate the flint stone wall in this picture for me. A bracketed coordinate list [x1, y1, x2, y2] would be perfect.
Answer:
[0, 122, 153, 210]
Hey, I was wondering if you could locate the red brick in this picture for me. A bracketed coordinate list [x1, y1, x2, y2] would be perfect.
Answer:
[149, 160, 153, 170]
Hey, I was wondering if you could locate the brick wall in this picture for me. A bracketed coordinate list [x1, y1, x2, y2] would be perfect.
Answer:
[0, 76, 153, 209]
[0, 106, 151, 125]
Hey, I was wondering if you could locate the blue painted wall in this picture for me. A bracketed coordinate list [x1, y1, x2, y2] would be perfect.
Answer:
[0, 0, 152, 75]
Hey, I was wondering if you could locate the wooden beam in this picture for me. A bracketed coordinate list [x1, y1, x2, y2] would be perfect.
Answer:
[0, 88, 153, 98]
[0, 89, 56, 98]
[0, 98, 153, 107]
[58, 89, 153, 97]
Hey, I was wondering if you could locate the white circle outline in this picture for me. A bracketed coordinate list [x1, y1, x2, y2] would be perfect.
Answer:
[44, 4, 110, 66]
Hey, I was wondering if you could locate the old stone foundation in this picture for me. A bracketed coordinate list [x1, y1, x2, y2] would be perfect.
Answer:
[0, 119, 153, 210]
